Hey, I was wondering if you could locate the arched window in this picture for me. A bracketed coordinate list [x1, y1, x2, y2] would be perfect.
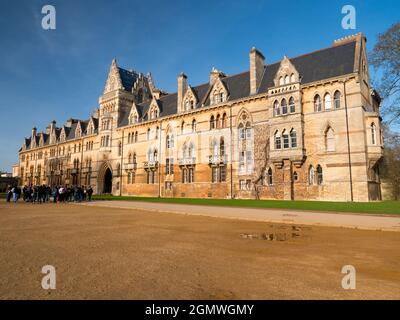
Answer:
[371, 123, 377, 145]
[238, 123, 244, 140]
[281, 98, 288, 115]
[274, 131, 281, 149]
[308, 166, 315, 185]
[316, 165, 323, 185]
[147, 128, 151, 140]
[166, 135, 171, 149]
[135, 131, 138, 142]
[127, 172, 132, 184]
[181, 121, 185, 134]
[279, 76, 284, 86]
[274, 100, 280, 116]
[334, 90, 341, 109]
[128, 153, 132, 163]
[290, 129, 297, 148]
[216, 114, 221, 129]
[155, 126, 160, 139]
[324, 93, 332, 110]
[267, 167, 273, 185]
[192, 119, 197, 132]
[314, 94, 322, 112]
[220, 137, 225, 156]
[290, 73, 295, 83]
[282, 130, 289, 149]
[188, 143, 194, 158]
[284, 75, 289, 84]
[289, 97, 295, 113]
[127, 133, 131, 144]
[210, 115, 215, 130]
[222, 113, 227, 128]
[326, 127, 335, 151]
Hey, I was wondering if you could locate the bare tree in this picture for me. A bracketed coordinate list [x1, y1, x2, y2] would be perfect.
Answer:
[369, 22, 400, 125]
[381, 126, 400, 200]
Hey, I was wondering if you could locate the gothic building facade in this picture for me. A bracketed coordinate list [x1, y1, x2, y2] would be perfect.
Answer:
[18, 33, 384, 201]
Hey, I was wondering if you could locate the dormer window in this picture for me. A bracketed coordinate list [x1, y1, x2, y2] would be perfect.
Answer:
[129, 113, 138, 124]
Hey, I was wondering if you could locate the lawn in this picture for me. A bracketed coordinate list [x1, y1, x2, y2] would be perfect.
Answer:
[92, 195, 400, 215]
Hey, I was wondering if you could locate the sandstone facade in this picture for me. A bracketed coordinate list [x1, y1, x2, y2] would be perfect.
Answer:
[18, 33, 384, 201]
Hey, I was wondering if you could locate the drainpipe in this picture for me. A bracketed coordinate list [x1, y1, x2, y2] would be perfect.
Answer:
[343, 80, 354, 202]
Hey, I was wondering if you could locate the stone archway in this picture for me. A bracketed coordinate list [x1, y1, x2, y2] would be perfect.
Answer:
[98, 162, 113, 194]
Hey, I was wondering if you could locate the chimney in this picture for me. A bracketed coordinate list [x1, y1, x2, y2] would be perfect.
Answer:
[209, 67, 221, 85]
[249, 47, 265, 95]
[177, 72, 187, 112]
[50, 120, 56, 132]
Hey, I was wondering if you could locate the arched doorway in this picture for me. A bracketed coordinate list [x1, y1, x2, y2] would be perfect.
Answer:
[103, 168, 112, 194]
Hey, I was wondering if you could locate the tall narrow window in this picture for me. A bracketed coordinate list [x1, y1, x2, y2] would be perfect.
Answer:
[289, 97, 295, 113]
[316, 165, 323, 185]
[334, 90, 341, 109]
[210, 116, 215, 130]
[267, 167, 273, 185]
[222, 113, 227, 128]
[371, 123, 376, 145]
[192, 119, 197, 132]
[314, 95, 322, 112]
[324, 93, 332, 110]
[281, 98, 288, 115]
[274, 100, 280, 116]
[290, 129, 297, 148]
[308, 166, 315, 185]
[282, 130, 289, 149]
[275, 131, 281, 149]
[326, 127, 335, 151]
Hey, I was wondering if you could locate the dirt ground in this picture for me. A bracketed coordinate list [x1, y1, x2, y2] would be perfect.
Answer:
[0, 201, 399, 299]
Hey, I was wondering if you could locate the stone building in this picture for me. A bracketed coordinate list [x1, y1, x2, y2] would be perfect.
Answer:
[17, 33, 384, 201]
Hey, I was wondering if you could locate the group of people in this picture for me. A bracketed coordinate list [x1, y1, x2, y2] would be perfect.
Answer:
[5, 184, 94, 203]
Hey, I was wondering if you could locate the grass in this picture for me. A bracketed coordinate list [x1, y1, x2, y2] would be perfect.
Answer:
[92, 195, 400, 215]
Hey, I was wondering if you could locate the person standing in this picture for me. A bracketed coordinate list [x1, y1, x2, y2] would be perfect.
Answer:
[87, 186, 93, 201]
[6, 185, 12, 202]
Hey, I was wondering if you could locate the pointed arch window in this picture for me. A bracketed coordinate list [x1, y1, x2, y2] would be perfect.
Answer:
[282, 130, 289, 149]
[290, 129, 297, 148]
[281, 98, 288, 115]
[324, 93, 332, 110]
[192, 119, 197, 132]
[308, 166, 315, 185]
[289, 97, 295, 113]
[220, 137, 225, 157]
[334, 90, 341, 109]
[371, 123, 377, 145]
[284, 75, 289, 84]
[279, 76, 284, 86]
[290, 73, 295, 83]
[274, 100, 280, 116]
[222, 113, 227, 128]
[210, 115, 215, 130]
[267, 167, 273, 185]
[274, 130, 281, 149]
[326, 127, 335, 151]
[316, 165, 323, 185]
[314, 94, 322, 112]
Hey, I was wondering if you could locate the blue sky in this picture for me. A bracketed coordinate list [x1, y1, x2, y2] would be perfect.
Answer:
[0, 0, 399, 171]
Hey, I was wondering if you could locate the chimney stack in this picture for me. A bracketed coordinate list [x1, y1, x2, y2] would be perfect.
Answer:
[31, 127, 37, 139]
[177, 72, 187, 112]
[249, 47, 265, 95]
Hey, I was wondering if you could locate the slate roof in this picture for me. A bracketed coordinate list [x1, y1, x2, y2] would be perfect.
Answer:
[118, 40, 356, 127]
[118, 68, 139, 91]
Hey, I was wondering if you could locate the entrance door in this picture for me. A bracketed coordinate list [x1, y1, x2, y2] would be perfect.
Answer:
[103, 168, 112, 194]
